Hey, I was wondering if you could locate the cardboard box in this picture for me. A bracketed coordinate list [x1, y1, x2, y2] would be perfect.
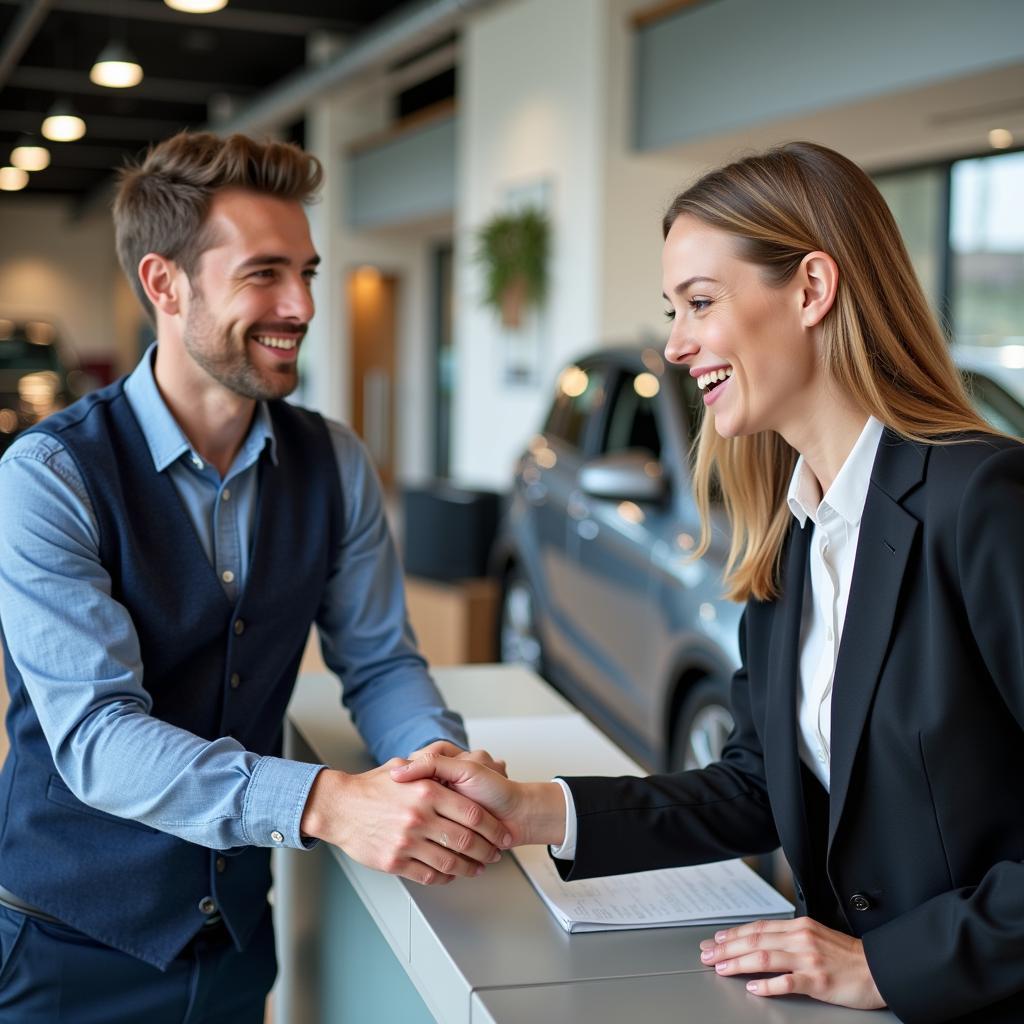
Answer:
[404, 576, 499, 666]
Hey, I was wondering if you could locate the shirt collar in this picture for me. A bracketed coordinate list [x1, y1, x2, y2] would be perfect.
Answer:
[786, 416, 885, 529]
[123, 342, 278, 474]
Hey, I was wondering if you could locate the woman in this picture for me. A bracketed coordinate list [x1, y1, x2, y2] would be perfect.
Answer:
[395, 142, 1024, 1022]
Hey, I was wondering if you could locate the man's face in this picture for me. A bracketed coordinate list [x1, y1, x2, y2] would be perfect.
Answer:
[181, 188, 319, 401]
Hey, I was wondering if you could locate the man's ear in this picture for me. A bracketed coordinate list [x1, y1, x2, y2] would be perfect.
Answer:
[138, 254, 185, 317]
[797, 250, 839, 328]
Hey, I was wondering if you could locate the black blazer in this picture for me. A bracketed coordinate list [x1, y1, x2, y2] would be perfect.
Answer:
[559, 430, 1024, 1024]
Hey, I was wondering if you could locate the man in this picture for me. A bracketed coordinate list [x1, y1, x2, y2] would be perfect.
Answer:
[0, 132, 507, 1022]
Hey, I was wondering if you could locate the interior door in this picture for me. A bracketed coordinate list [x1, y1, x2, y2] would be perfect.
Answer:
[348, 267, 397, 488]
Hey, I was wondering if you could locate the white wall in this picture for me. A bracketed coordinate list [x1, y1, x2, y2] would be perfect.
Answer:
[0, 199, 132, 366]
[450, 0, 609, 489]
[304, 81, 448, 482]
[449, 1, 1024, 494]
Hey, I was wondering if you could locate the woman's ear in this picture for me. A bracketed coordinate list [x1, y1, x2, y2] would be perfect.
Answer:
[137, 254, 184, 318]
[798, 250, 839, 328]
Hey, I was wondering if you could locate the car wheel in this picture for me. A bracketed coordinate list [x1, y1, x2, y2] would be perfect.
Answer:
[498, 568, 544, 674]
[670, 677, 734, 771]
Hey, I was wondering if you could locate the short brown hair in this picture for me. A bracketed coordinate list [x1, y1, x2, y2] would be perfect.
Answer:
[113, 131, 323, 322]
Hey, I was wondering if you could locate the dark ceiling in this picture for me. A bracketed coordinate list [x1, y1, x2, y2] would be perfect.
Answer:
[0, 0, 422, 204]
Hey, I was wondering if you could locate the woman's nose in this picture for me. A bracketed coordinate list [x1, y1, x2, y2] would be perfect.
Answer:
[664, 326, 698, 366]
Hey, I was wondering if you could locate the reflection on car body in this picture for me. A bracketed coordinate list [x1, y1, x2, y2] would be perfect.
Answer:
[493, 344, 1024, 775]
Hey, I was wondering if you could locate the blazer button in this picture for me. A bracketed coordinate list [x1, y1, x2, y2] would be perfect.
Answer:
[849, 893, 872, 912]
[233, 619, 245, 636]
[198, 896, 217, 915]
[230, 673, 241, 690]
[215, 856, 226, 874]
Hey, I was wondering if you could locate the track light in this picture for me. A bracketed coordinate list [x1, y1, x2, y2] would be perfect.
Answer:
[41, 100, 86, 142]
[0, 166, 29, 191]
[90, 40, 143, 88]
[10, 137, 50, 172]
[164, 0, 228, 12]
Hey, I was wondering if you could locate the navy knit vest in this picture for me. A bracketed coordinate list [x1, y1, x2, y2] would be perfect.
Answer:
[0, 379, 341, 969]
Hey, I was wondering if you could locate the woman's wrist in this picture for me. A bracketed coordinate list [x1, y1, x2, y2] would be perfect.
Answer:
[515, 781, 568, 847]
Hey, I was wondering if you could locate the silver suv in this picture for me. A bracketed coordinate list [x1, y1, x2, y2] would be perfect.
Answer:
[493, 345, 1024, 774]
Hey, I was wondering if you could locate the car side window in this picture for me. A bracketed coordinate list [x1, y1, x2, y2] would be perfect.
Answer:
[544, 365, 606, 451]
[601, 371, 662, 459]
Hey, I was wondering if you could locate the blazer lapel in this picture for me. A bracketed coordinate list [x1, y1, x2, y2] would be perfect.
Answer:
[763, 520, 814, 880]
[827, 430, 926, 848]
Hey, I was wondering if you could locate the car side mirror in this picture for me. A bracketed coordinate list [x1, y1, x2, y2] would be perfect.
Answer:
[578, 449, 667, 503]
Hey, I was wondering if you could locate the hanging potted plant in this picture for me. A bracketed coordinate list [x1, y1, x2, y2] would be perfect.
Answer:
[475, 206, 550, 329]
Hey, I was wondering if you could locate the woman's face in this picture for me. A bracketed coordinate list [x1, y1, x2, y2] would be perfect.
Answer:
[662, 214, 819, 440]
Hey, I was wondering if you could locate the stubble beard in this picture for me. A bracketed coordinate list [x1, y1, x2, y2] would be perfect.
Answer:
[182, 289, 299, 402]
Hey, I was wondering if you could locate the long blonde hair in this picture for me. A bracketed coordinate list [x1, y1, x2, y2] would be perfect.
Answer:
[664, 142, 996, 602]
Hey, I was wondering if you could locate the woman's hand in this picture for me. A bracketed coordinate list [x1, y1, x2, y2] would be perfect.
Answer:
[698, 917, 886, 1009]
[391, 754, 567, 847]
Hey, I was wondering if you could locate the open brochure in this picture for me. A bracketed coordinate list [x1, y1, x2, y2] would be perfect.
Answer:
[513, 845, 795, 934]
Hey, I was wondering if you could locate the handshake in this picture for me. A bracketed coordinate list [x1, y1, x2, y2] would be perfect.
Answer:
[299, 743, 567, 886]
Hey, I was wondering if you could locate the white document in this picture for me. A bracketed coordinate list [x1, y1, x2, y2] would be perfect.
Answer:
[514, 844, 795, 933]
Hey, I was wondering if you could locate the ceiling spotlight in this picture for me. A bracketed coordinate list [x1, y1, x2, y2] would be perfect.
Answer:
[0, 166, 29, 191]
[41, 100, 86, 142]
[10, 138, 50, 172]
[989, 128, 1014, 150]
[164, 0, 228, 12]
[89, 41, 143, 88]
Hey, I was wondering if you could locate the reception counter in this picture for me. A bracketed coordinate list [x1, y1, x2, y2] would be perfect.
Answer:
[275, 665, 897, 1024]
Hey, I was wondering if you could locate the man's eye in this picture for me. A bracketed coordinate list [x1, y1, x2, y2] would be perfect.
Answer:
[303, 270, 319, 282]
[251, 269, 275, 279]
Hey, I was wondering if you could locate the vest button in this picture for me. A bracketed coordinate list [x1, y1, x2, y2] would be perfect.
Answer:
[198, 896, 217, 915]
[234, 619, 245, 636]
[230, 673, 241, 689]
[215, 857, 226, 874]
[849, 893, 872, 912]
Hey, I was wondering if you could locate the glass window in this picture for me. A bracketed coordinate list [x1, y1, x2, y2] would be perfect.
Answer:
[601, 371, 662, 459]
[544, 364, 606, 450]
[950, 150, 1024, 346]
[875, 166, 946, 311]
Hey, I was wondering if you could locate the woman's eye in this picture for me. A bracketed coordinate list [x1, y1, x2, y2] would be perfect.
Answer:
[663, 308, 676, 322]
[689, 297, 711, 312]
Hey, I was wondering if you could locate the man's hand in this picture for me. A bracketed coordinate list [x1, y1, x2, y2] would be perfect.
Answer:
[391, 754, 567, 848]
[299, 762, 512, 886]
[698, 917, 886, 1009]
[409, 740, 508, 777]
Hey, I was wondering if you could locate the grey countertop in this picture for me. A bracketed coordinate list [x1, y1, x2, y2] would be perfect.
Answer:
[283, 665, 897, 1024]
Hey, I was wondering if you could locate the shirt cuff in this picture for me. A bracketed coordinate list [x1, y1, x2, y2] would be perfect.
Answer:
[241, 756, 325, 850]
[549, 778, 577, 860]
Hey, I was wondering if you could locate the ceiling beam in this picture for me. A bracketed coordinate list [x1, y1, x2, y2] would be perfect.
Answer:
[10, 66, 252, 105]
[0, 0, 359, 37]
[0, 0, 51, 92]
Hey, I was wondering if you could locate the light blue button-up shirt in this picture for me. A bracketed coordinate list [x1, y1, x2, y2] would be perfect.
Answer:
[0, 345, 466, 851]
